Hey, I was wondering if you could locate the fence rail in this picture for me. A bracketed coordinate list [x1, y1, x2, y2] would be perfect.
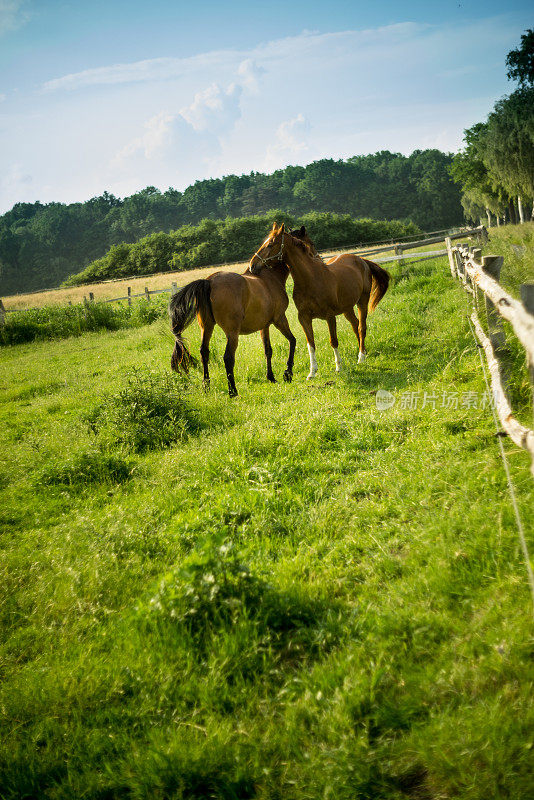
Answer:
[447, 240, 534, 476]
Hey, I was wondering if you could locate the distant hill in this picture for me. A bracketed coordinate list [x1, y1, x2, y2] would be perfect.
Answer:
[0, 149, 463, 295]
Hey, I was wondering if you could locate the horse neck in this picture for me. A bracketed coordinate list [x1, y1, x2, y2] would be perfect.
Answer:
[270, 261, 290, 286]
[285, 241, 325, 292]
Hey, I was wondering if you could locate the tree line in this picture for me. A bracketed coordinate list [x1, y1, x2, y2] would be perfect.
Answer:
[65, 212, 421, 286]
[450, 30, 534, 227]
[0, 149, 463, 295]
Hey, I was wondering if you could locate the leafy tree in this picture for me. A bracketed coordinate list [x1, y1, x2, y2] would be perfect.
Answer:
[506, 29, 534, 87]
[482, 88, 534, 222]
[450, 124, 508, 225]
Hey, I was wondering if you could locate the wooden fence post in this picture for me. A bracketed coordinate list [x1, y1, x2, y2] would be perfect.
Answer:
[89, 292, 94, 302]
[171, 281, 177, 296]
[471, 248, 482, 308]
[145, 287, 150, 302]
[445, 237, 455, 278]
[127, 286, 132, 307]
[0, 299, 5, 326]
[482, 256, 506, 350]
[482, 255, 509, 398]
[395, 244, 403, 269]
[520, 283, 534, 412]
[453, 248, 464, 282]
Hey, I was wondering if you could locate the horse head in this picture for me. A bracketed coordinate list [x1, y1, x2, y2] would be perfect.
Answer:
[249, 223, 317, 275]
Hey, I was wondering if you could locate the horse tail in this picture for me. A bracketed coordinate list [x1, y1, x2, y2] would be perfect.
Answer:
[366, 259, 390, 313]
[169, 279, 214, 373]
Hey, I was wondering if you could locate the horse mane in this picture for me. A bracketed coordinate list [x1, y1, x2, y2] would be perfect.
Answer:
[288, 231, 324, 264]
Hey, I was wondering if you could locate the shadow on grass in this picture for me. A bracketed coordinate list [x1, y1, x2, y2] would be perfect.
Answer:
[139, 542, 343, 672]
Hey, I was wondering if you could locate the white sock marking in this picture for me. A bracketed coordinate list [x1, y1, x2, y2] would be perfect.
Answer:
[334, 348, 342, 372]
[307, 343, 318, 379]
[358, 351, 366, 364]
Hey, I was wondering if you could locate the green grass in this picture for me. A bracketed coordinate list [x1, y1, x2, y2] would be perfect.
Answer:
[0, 296, 167, 346]
[484, 222, 534, 296]
[0, 247, 533, 799]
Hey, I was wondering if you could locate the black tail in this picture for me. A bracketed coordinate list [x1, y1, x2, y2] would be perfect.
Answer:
[169, 279, 213, 373]
[366, 259, 390, 312]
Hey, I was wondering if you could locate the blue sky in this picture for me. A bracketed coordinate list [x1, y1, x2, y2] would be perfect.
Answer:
[0, 0, 531, 213]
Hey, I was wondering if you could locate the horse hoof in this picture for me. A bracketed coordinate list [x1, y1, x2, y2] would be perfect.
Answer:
[358, 352, 366, 364]
[307, 372, 318, 380]
[267, 375, 277, 384]
[283, 370, 292, 383]
[203, 379, 211, 392]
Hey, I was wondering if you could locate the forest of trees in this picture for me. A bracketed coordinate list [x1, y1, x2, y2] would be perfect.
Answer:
[0, 149, 462, 294]
[450, 29, 534, 226]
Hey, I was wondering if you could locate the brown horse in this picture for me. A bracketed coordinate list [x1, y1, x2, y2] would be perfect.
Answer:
[250, 223, 390, 378]
[169, 239, 297, 397]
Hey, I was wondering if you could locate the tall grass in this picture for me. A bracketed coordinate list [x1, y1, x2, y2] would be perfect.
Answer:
[0, 296, 167, 346]
[86, 370, 207, 452]
[484, 221, 534, 295]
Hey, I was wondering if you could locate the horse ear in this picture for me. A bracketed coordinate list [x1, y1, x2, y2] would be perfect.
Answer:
[299, 225, 306, 235]
[280, 222, 285, 232]
[271, 222, 277, 231]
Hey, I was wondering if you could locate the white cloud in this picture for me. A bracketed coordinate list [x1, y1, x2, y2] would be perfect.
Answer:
[114, 111, 178, 163]
[0, 0, 28, 35]
[0, 164, 33, 210]
[265, 114, 310, 170]
[41, 25, 426, 94]
[180, 82, 242, 134]
[110, 109, 221, 195]
[42, 51, 240, 93]
[237, 59, 265, 93]
[112, 62, 258, 179]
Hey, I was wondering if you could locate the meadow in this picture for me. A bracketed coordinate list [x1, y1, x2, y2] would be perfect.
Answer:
[0, 228, 533, 799]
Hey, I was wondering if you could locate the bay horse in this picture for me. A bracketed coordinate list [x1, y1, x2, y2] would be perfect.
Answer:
[169, 237, 297, 397]
[250, 223, 390, 378]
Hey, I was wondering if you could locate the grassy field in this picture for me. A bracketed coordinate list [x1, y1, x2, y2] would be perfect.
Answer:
[1, 238, 533, 798]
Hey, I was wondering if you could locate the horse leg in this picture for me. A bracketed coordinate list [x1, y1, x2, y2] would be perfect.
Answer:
[223, 332, 239, 397]
[261, 326, 276, 383]
[357, 298, 369, 363]
[199, 316, 214, 390]
[344, 308, 363, 364]
[298, 312, 318, 379]
[327, 315, 342, 372]
[273, 313, 296, 382]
